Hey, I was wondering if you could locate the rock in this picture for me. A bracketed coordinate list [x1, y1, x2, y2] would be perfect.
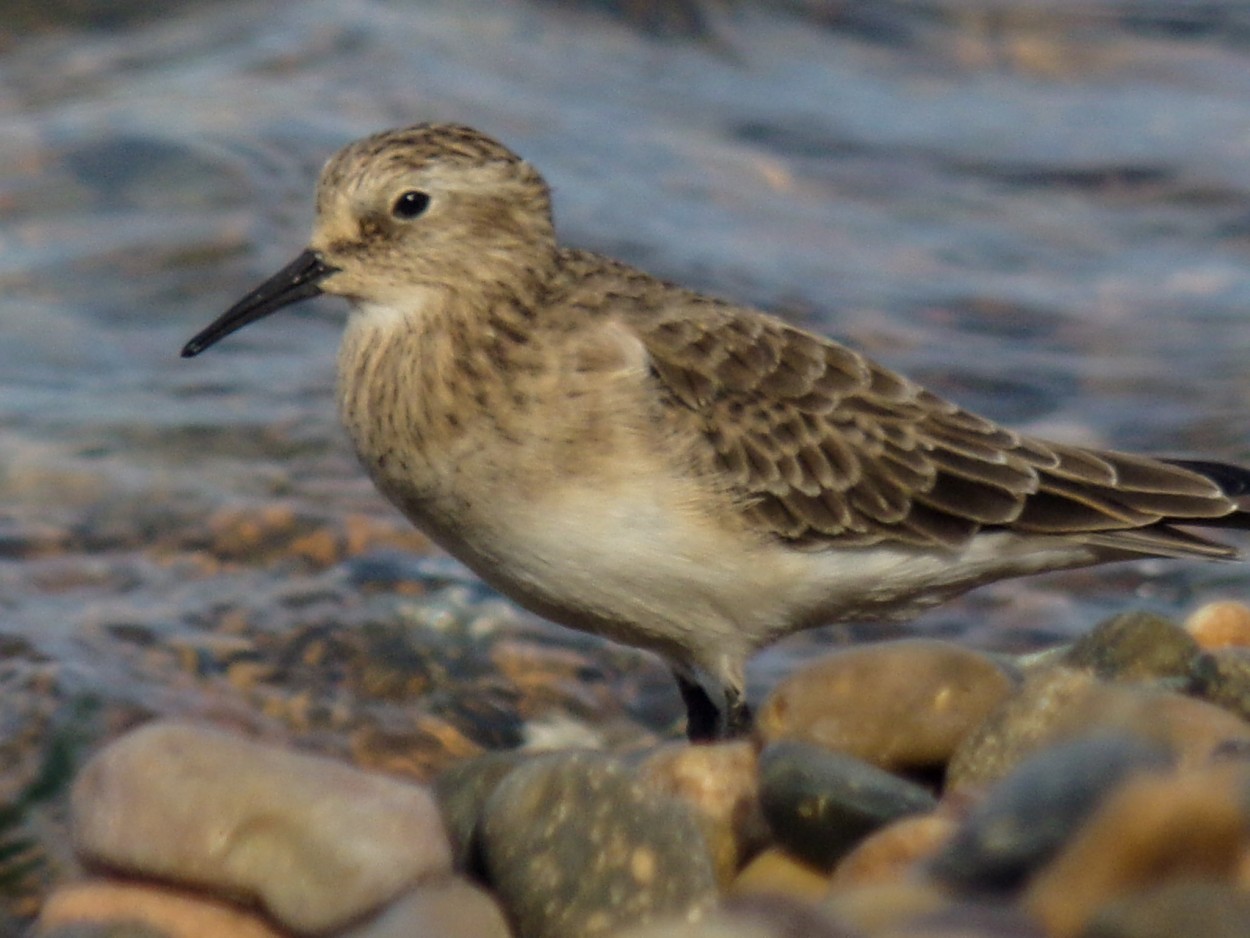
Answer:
[35, 879, 285, 937]
[612, 895, 857, 937]
[730, 847, 831, 901]
[637, 740, 768, 886]
[755, 640, 1014, 772]
[1061, 611, 1200, 684]
[931, 733, 1173, 892]
[1186, 602, 1250, 651]
[948, 666, 1250, 790]
[1024, 764, 1250, 938]
[1192, 649, 1250, 723]
[71, 721, 451, 934]
[339, 876, 512, 938]
[479, 750, 717, 938]
[1078, 877, 1250, 938]
[829, 812, 956, 889]
[758, 741, 937, 871]
[433, 749, 534, 872]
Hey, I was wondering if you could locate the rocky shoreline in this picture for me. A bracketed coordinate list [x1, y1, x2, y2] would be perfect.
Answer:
[23, 600, 1250, 937]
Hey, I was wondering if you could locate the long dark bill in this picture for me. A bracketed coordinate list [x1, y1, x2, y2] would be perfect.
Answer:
[181, 249, 338, 358]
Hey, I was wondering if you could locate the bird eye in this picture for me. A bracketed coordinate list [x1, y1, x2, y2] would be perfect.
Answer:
[391, 190, 431, 219]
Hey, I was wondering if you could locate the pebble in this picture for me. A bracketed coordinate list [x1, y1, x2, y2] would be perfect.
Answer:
[1185, 601, 1250, 650]
[931, 733, 1173, 892]
[1079, 877, 1250, 938]
[432, 748, 534, 872]
[1024, 764, 1250, 938]
[757, 741, 937, 871]
[35, 879, 285, 938]
[338, 876, 512, 938]
[823, 880, 951, 935]
[1061, 611, 1200, 684]
[947, 666, 1250, 789]
[1192, 648, 1250, 723]
[637, 740, 768, 886]
[478, 750, 717, 938]
[730, 847, 830, 901]
[71, 720, 451, 934]
[611, 895, 855, 938]
[755, 639, 1015, 772]
[828, 812, 956, 890]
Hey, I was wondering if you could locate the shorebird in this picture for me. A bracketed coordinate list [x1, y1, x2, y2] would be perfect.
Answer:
[183, 123, 1250, 740]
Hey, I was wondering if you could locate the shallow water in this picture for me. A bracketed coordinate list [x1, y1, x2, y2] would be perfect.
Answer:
[3, 0, 1250, 733]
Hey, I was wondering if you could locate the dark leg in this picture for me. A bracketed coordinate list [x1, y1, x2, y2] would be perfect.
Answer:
[724, 685, 753, 739]
[673, 670, 722, 742]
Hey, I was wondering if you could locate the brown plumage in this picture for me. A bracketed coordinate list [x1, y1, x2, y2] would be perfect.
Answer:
[183, 122, 1250, 739]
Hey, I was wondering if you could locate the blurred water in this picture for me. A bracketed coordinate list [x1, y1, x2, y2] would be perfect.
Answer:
[3, 0, 1250, 721]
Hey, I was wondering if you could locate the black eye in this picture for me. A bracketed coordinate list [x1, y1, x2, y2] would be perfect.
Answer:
[391, 190, 430, 219]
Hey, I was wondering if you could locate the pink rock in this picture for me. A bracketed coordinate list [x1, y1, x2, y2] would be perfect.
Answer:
[71, 720, 452, 934]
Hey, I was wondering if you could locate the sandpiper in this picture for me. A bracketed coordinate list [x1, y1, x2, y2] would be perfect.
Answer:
[183, 123, 1250, 739]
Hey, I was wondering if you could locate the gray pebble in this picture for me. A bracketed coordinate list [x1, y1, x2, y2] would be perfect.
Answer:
[758, 740, 937, 871]
[931, 733, 1173, 892]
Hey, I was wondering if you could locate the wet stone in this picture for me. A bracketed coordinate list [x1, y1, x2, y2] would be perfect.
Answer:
[829, 811, 956, 889]
[432, 748, 534, 872]
[730, 847, 831, 902]
[755, 640, 1015, 772]
[1061, 611, 1200, 684]
[758, 741, 937, 871]
[479, 750, 716, 938]
[932, 733, 1174, 893]
[70, 720, 451, 934]
[637, 740, 768, 887]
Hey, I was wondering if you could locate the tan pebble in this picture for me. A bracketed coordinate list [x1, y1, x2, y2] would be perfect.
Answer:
[755, 640, 1014, 772]
[1024, 764, 1250, 938]
[828, 812, 957, 890]
[36, 879, 287, 937]
[1186, 601, 1250, 650]
[639, 740, 769, 887]
[71, 720, 452, 934]
[730, 847, 831, 901]
[226, 660, 275, 692]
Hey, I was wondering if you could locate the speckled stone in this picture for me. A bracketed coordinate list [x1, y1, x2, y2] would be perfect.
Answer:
[756, 640, 1015, 772]
[71, 721, 451, 934]
[758, 741, 937, 871]
[479, 750, 717, 938]
[433, 748, 534, 871]
[1024, 764, 1250, 938]
[612, 895, 857, 938]
[1061, 611, 1201, 684]
[932, 733, 1174, 892]
[637, 740, 768, 886]
[1186, 601, 1250, 651]
[947, 666, 1250, 790]
[1079, 877, 1250, 938]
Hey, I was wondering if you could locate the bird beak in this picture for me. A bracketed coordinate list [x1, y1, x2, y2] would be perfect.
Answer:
[181, 249, 339, 357]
